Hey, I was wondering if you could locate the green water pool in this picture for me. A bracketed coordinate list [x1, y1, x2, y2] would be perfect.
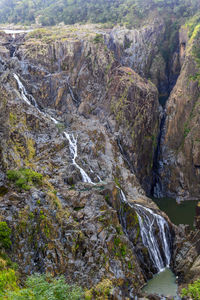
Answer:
[153, 197, 198, 228]
[142, 268, 179, 298]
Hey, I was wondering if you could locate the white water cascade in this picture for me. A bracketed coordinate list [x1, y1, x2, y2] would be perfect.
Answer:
[63, 132, 94, 184]
[134, 204, 171, 272]
[14, 73, 32, 106]
[14, 73, 59, 124]
[13, 73, 94, 184]
[120, 190, 171, 273]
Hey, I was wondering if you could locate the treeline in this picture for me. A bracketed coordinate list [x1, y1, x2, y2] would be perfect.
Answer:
[0, 0, 199, 27]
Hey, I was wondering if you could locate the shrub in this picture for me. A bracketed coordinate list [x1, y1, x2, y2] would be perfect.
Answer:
[93, 34, 104, 44]
[0, 222, 11, 249]
[181, 279, 200, 299]
[7, 168, 43, 191]
[0, 269, 18, 296]
[85, 279, 113, 299]
[5, 273, 84, 300]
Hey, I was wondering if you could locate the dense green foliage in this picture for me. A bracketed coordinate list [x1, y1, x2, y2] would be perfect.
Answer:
[3, 273, 83, 299]
[0, 269, 18, 296]
[0, 222, 11, 250]
[181, 279, 200, 299]
[0, 0, 199, 27]
[7, 168, 43, 190]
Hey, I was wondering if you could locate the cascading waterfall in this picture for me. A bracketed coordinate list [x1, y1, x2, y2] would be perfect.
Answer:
[14, 72, 172, 274]
[134, 204, 171, 272]
[14, 73, 58, 123]
[63, 132, 94, 184]
[13, 73, 93, 184]
[119, 190, 171, 273]
[14, 73, 32, 106]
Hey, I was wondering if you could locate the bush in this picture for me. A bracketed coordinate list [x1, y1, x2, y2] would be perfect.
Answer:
[93, 34, 104, 44]
[181, 279, 200, 299]
[85, 279, 113, 299]
[7, 168, 43, 191]
[4, 273, 83, 300]
[0, 269, 18, 296]
[0, 222, 11, 249]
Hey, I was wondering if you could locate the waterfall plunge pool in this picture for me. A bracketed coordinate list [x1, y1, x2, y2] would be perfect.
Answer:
[153, 197, 198, 228]
[142, 268, 180, 299]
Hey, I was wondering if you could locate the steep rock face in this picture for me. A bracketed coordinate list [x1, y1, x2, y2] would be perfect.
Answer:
[15, 26, 160, 193]
[155, 26, 200, 200]
[106, 18, 180, 100]
[0, 26, 176, 297]
[0, 71, 147, 297]
[107, 20, 166, 80]
[173, 227, 200, 287]
[105, 66, 159, 192]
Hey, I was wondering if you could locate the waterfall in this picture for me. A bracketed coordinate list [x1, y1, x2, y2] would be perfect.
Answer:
[134, 204, 171, 272]
[67, 77, 79, 105]
[13, 73, 93, 184]
[119, 190, 171, 273]
[63, 132, 94, 184]
[14, 73, 32, 106]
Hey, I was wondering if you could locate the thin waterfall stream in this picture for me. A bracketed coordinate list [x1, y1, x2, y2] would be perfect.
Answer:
[63, 132, 94, 184]
[13, 73, 93, 184]
[14, 71, 178, 298]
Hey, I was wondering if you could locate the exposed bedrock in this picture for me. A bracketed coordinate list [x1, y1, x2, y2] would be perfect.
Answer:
[154, 26, 200, 201]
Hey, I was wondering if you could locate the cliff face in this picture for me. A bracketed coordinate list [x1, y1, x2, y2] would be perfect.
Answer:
[155, 24, 200, 201]
[0, 26, 165, 297]
[14, 25, 161, 193]
[1, 17, 199, 296]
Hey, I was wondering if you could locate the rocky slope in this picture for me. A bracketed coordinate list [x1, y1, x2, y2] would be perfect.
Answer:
[14, 24, 162, 193]
[0, 26, 171, 298]
[155, 19, 200, 201]
[0, 17, 200, 297]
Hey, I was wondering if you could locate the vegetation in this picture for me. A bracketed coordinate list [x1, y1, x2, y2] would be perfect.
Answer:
[7, 168, 43, 191]
[0, 0, 199, 28]
[181, 279, 200, 299]
[191, 26, 200, 86]
[85, 278, 113, 300]
[1, 273, 83, 299]
[0, 222, 11, 250]
[93, 34, 104, 44]
[0, 269, 18, 296]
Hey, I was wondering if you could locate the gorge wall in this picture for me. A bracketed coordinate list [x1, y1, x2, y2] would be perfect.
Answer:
[0, 14, 200, 298]
[154, 20, 200, 201]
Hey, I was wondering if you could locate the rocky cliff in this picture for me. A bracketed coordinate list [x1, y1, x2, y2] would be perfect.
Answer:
[155, 19, 200, 201]
[0, 26, 169, 298]
[0, 16, 200, 297]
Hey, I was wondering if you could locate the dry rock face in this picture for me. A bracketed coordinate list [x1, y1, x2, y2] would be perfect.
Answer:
[105, 66, 159, 192]
[155, 26, 200, 201]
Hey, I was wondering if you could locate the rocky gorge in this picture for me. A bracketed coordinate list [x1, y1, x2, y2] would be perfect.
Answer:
[0, 13, 200, 299]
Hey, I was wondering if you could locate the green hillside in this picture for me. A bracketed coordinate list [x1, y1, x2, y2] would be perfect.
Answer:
[0, 0, 199, 27]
